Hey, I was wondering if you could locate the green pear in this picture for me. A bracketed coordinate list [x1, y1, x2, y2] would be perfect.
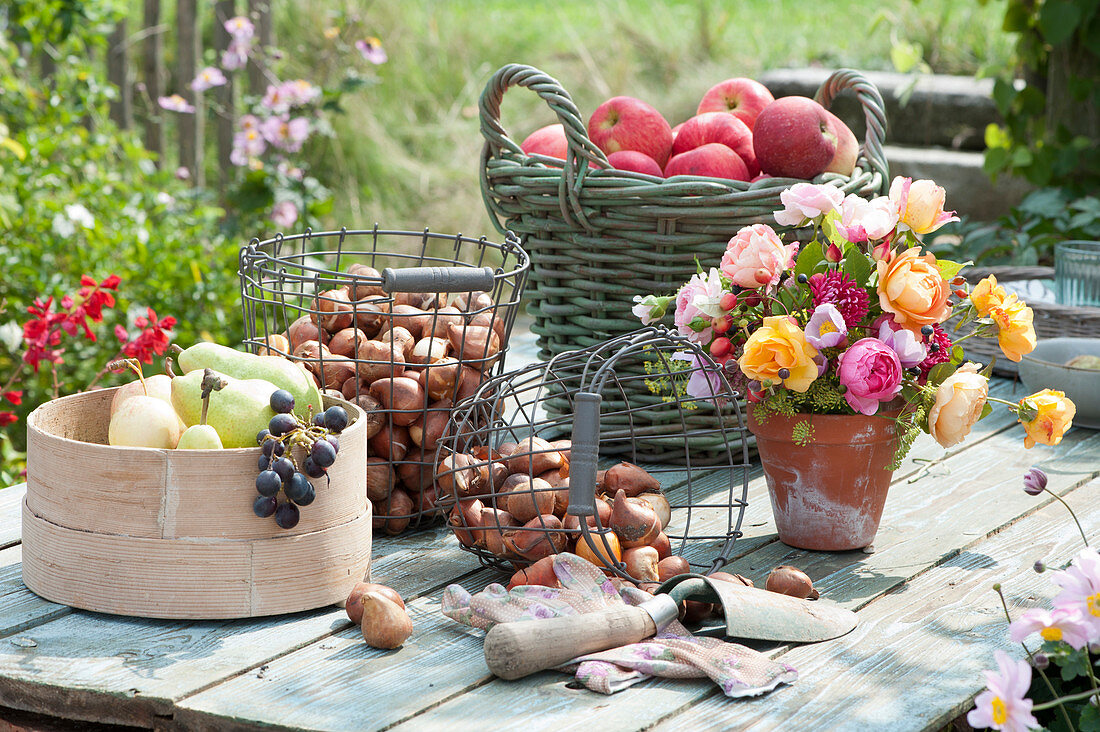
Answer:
[108, 395, 182, 449]
[176, 424, 223, 449]
[171, 368, 277, 449]
[176, 342, 322, 420]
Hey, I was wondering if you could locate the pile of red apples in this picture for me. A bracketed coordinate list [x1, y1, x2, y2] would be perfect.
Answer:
[520, 77, 857, 182]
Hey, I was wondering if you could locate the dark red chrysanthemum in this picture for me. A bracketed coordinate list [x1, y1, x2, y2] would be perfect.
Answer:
[917, 323, 952, 383]
[807, 271, 869, 328]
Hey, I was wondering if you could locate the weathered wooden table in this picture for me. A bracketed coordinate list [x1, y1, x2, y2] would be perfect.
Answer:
[0, 374, 1096, 731]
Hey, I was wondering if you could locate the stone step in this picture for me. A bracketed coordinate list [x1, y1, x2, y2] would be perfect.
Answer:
[758, 67, 1005, 151]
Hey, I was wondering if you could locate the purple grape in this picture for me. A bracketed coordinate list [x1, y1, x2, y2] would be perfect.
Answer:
[256, 428, 271, 446]
[261, 438, 285, 458]
[269, 389, 295, 414]
[323, 406, 348, 433]
[275, 501, 300, 529]
[269, 413, 297, 437]
[253, 495, 278, 518]
[285, 472, 315, 506]
[303, 456, 326, 479]
[272, 457, 295, 484]
[326, 435, 340, 454]
[311, 412, 326, 429]
[258, 453, 272, 471]
[255, 470, 281, 497]
[310, 439, 337, 468]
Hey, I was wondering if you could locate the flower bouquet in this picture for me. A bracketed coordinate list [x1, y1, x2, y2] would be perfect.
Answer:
[633, 177, 1078, 550]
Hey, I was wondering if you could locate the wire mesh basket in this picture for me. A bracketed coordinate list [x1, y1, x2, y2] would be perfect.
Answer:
[239, 227, 530, 534]
[436, 326, 751, 583]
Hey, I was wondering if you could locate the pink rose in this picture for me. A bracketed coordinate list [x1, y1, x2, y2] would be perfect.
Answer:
[839, 194, 899, 242]
[720, 224, 797, 290]
[889, 176, 960, 235]
[773, 183, 844, 227]
[836, 337, 903, 415]
[673, 269, 724, 343]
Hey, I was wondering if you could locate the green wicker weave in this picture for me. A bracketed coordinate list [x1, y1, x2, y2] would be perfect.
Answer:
[479, 64, 890, 362]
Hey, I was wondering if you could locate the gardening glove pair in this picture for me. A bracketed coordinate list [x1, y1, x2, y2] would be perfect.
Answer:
[441, 552, 797, 697]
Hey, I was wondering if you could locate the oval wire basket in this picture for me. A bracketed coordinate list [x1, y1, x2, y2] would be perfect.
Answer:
[478, 64, 890, 362]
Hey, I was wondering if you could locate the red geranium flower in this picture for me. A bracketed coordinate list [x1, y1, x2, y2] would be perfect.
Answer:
[0, 412, 17, 427]
[121, 308, 176, 364]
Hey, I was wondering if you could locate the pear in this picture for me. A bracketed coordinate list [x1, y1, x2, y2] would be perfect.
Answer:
[175, 369, 226, 449]
[108, 396, 182, 448]
[171, 367, 277, 449]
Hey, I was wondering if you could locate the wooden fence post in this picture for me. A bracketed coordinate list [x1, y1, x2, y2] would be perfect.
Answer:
[107, 20, 133, 129]
[213, 0, 237, 187]
[248, 0, 273, 95]
[143, 0, 165, 164]
[176, 0, 203, 186]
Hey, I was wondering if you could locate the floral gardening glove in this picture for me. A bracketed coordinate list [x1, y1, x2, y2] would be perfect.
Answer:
[441, 553, 797, 697]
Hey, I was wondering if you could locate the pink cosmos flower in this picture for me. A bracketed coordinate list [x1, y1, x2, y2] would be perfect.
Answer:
[773, 183, 844, 227]
[270, 201, 299, 230]
[804, 304, 848, 349]
[230, 129, 266, 166]
[835, 337, 903, 415]
[158, 94, 195, 113]
[966, 651, 1039, 732]
[190, 66, 228, 92]
[221, 40, 250, 71]
[839, 194, 899, 242]
[356, 37, 388, 65]
[673, 269, 724, 344]
[260, 116, 310, 152]
[1051, 549, 1100, 641]
[876, 320, 927, 368]
[721, 224, 798, 290]
[1010, 606, 1092, 650]
[224, 16, 255, 41]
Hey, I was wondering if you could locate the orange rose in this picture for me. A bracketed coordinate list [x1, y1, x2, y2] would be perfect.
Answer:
[889, 176, 960, 235]
[876, 247, 952, 333]
[1018, 389, 1076, 448]
[739, 316, 820, 393]
[989, 295, 1037, 362]
[927, 363, 989, 447]
[969, 275, 1007, 316]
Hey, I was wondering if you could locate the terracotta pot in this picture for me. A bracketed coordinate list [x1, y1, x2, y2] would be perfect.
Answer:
[748, 408, 898, 551]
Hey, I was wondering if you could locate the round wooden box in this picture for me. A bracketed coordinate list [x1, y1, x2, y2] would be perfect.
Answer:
[22, 388, 372, 619]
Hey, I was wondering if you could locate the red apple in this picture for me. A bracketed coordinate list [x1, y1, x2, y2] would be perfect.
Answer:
[824, 110, 858, 176]
[520, 123, 568, 161]
[696, 77, 775, 130]
[664, 143, 749, 181]
[670, 112, 759, 178]
[607, 150, 663, 177]
[752, 97, 838, 179]
[670, 122, 684, 143]
[587, 96, 673, 168]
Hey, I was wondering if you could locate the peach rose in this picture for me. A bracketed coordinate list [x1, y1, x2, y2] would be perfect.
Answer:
[738, 316, 820, 393]
[969, 275, 1007, 316]
[1018, 389, 1076, 449]
[876, 247, 952, 333]
[721, 224, 798, 290]
[927, 362, 989, 447]
[889, 176, 959, 235]
[989, 295, 1037, 362]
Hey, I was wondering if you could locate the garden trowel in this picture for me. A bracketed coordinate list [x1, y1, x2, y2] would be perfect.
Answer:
[483, 573, 858, 680]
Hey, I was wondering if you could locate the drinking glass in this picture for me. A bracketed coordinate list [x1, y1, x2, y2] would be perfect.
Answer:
[1055, 240, 1100, 307]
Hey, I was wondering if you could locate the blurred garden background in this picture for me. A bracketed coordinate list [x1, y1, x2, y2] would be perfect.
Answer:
[0, 0, 1097, 481]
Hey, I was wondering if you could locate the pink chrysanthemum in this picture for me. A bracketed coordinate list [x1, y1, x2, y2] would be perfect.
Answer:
[807, 272, 869, 329]
[917, 323, 952, 382]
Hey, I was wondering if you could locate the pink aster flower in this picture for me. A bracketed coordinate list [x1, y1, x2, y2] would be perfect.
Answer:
[260, 116, 310, 152]
[804, 303, 848, 349]
[261, 83, 291, 113]
[673, 269, 724, 344]
[807, 271, 869, 329]
[773, 183, 844, 227]
[158, 94, 195, 113]
[221, 40, 250, 71]
[356, 37, 388, 65]
[239, 114, 261, 133]
[282, 80, 321, 107]
[230, 128, 266, 166]
[270, 201, 299, 230]
[224, 16, 255, 41]
[838, 194, 899, 242]
[1010, 606, 1092, 650]
[876, 320, 927, 368]
[966, 651, 1039, 732]
[1051, 549, 1100, 640]
[190, 66, 227, 92]
[835, 337, 903, 415]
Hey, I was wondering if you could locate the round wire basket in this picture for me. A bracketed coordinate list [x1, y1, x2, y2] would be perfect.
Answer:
[239, 226, 530, 534]
[436, 326, 751, 583]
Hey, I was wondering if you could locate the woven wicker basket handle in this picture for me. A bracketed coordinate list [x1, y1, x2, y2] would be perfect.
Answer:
[479, 64, 610, 233]
[814, 69, 890, 195]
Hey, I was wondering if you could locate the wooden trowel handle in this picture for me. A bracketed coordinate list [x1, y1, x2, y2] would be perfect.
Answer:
[484, 598, 675, 680]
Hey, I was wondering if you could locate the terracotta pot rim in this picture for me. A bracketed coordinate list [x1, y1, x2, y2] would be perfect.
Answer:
[747, 407, 900, 445]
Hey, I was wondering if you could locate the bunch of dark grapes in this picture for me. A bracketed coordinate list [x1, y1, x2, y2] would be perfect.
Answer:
[252, 389, 348, 530]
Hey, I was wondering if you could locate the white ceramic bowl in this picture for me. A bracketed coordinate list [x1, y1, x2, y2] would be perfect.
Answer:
[1017, 337, 1100, 429]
